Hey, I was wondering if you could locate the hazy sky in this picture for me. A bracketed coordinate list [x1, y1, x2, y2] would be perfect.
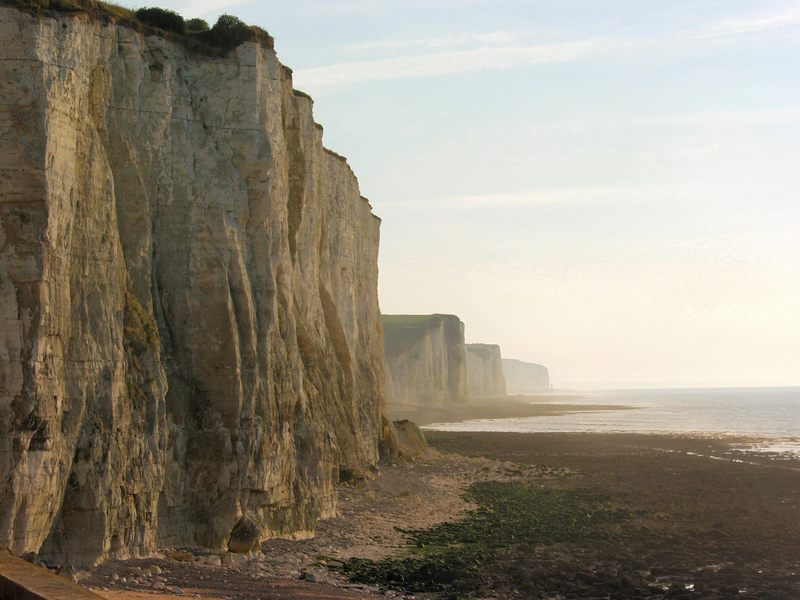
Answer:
[143, 0, 799, 388]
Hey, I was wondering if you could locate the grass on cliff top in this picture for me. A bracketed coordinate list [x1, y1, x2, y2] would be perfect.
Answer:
[2, 0, 272, 55]
[382, 314, 439, 327]
[335, 481, 630, 598]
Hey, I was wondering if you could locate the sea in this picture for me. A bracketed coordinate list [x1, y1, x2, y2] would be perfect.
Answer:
[424, 386, 800, 455]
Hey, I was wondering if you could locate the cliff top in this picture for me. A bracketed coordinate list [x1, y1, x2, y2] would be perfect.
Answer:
[1, 0, 274, 54]
[382, 315, 465, 355]
[382, 314, 462, 327]
[466, 343, 502, 351]
[502, 358, 548, 369]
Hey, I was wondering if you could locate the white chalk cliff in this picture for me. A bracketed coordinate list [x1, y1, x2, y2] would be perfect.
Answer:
[465, 344, 507, 399]
[382, 315, 467, 406]
[0, 5, 391, 566]
[502, 359, 551, 393]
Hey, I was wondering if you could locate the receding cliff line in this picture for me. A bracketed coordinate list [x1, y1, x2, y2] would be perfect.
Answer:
[0, 5, 389, 566]
[381, 315, 467, 405]
[465, 344, 507, 399]
[502, 359, 551, 393]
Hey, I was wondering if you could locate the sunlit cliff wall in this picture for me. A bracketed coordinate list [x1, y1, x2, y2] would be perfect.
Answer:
[0, 5, 388, 565]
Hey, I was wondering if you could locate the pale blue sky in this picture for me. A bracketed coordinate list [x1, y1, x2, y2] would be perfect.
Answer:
[140, 0, 800, 387]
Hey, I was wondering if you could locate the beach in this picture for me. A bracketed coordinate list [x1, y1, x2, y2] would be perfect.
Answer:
[83, 424, 800, 599]
[386, 394, 633, 428]
[80, 386, 800, 599]
[426, 431, 800, 597]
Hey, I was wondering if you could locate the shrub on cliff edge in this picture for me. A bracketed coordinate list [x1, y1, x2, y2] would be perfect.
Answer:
[5, 0, 259, 54]
[135, 6, 185, 33]
[208, 13, 252, 49]
[185, 17, 209, 33]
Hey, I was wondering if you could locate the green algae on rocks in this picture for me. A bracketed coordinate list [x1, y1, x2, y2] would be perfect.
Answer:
[336, 481, 630, 597]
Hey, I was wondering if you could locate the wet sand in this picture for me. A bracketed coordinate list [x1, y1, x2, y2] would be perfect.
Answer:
[387, 394, 632, 427]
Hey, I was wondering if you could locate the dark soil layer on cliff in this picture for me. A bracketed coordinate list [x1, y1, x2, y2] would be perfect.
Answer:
[406, 432, 800, 599]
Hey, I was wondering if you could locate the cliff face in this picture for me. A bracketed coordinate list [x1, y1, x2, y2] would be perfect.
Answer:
[502, 359, 550, 393]
[0, 7, 387, 566]
[465, 344, 507, 399]
[382, 315, 466, 405]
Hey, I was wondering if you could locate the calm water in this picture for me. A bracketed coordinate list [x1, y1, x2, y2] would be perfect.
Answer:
[425, 387, 800, 453]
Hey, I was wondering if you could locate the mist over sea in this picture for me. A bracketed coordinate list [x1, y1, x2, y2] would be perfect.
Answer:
[426, 387, 800, 453]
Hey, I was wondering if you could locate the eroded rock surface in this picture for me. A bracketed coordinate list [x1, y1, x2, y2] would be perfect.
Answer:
[381, 315, 466, 406]
[502, 359, 551, 393]
[392, 420, 429, 460]
[0, 6, 387, 566]
[465, 344, 507, 399]
[227, 515, 262, 554]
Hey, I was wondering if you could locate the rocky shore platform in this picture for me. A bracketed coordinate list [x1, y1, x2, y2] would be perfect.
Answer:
[27, 430, 797, 599]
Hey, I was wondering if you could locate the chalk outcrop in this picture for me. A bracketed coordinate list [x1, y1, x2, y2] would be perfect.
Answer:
[0, 5, 388, 566]
[502, 359, 551, 393]
[382, 315, 466, 405]
[392, 420, 429, 460]
[465, 344, 507, 399]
